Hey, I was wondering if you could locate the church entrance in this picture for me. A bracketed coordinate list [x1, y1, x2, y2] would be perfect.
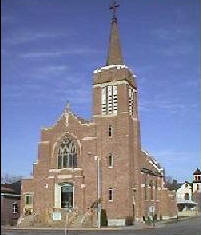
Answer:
[61, 183, 73, 209]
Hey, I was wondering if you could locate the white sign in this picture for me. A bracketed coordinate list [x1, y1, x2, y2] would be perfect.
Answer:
[52, 212, 61, 221]
[149, 206, 155, 213]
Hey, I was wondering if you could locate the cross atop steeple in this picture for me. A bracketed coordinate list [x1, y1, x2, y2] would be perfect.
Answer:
[109, 1, 120, 20]
[106, 1, 124, 65]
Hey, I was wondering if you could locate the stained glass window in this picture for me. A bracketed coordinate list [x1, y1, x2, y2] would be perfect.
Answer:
[57, 138, 77, 169]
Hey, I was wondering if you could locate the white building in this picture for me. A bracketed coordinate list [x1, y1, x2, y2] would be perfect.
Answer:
[176, 182, 197, 216]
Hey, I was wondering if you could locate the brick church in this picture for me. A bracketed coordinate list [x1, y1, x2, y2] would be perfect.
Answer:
[19, 3, 177, 227]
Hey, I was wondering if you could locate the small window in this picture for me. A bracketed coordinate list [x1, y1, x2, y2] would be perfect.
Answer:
[144, 178, 147, 200]
[197, 184, 199, 190]
[12, 203, 18, 213]
[108, 154, 113, 168]
[185, 193, 189, 200]
[109, 188, 113, 201]
[25, 195, 33, 205]
[150, 180, 154, 200]
[198, 176, 201, 181]
[108, 125, 112, 137]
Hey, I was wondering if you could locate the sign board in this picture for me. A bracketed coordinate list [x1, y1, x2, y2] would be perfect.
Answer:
[149, 206, 155, 213]
[52, 212, 61, 221]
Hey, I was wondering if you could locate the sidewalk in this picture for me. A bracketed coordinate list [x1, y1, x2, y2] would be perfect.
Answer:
[2, 216, 199, 232]
[2, 223, 162, 231]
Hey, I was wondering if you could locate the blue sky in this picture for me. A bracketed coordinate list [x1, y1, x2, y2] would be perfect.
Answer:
[2, 0, 200, 182]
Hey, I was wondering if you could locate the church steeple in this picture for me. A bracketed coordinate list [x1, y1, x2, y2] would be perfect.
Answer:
[106, 1, 124, 66]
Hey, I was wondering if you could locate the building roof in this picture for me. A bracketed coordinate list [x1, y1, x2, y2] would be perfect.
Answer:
[193, 168, 201, 175]
[1, 185, 16, 194]
[177, 199, 197, 205]
[1, 181, 21, 195]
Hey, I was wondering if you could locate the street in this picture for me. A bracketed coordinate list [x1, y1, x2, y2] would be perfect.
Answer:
[2, 216, 201, 235]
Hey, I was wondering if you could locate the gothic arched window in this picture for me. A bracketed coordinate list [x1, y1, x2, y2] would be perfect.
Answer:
[57, 138, 77, 169]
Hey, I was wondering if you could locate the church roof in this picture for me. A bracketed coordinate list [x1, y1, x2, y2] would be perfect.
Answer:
[193, 168, 201, 175]
[106, 3, 124, 66]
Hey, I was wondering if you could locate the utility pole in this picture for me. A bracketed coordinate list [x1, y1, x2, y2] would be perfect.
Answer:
[95, 155, 101, 228]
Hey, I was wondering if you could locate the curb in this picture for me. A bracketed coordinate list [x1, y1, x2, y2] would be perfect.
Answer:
[2, 225, 156, 231]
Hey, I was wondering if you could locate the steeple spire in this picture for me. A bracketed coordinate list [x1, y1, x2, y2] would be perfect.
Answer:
[106, 1, 124, 66]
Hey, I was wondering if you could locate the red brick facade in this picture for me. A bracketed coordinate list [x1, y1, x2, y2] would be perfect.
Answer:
[20, 11, 177, 227]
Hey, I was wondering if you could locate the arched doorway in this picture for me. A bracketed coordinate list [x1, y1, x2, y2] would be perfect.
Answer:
[61, 183, 74, 209]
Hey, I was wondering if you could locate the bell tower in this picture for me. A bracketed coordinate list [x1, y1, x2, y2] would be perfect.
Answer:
[92, 1, 142, 224]
[93, 1, 138, 119]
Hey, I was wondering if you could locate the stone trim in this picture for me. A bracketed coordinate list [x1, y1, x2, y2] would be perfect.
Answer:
[49, 168, 82, 173]
[57, 175, 72, 179]
[38, 141, 50, 144]
[93, 80, 129, 88]
[93, 64, 129, 73]
[81, 137, 97, 141]
[23, 192, 34, 195]
[93, 113, 117, 118]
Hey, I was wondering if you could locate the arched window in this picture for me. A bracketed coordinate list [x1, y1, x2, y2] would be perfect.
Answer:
[185, 193, 189, 200]
[57, 138, 77, 169]
[61, 183, 73, 209]
[150, 180, 154, 200]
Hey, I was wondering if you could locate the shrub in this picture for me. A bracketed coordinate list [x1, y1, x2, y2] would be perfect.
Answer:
[101, 209, 108, 226]
[125, 216, 133, 225]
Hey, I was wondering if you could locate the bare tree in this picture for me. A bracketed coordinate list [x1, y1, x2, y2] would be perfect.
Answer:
[165, 176, 181, 191]
[1, 173, 22, 184]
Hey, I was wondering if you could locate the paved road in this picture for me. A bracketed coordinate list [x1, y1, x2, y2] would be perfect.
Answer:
[2, 216, 201, 235]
